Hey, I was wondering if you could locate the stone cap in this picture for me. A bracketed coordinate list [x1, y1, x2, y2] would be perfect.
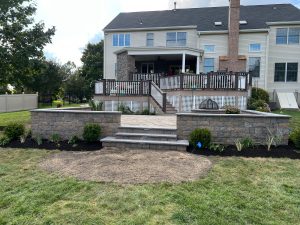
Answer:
[31, 108, 121, 115]
[177, 110, 291, 118]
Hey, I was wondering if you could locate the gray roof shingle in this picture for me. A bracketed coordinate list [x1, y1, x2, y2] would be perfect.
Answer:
[104, 4, 300, 31]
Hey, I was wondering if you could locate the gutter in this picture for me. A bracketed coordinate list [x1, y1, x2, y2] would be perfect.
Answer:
[198, 28, 269, 35]
[103, 25, 197, 32]
[266, 21, 300, 26]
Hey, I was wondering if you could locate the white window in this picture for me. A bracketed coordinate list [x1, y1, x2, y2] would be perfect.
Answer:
[204, 45, 215, 53]
[249, 43, 261, 52]
[276, 28, 300, 45]
[146, 33, 154, 47]
[166, 32, 187, 47]
[204, 58, 214, 73]
[249, 57, 261, 78]
[112, 33, 130, 47]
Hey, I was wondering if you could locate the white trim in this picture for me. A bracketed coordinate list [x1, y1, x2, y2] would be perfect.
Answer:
[249, 43, 262, 53]
[198, 28, 269, 35]
[104, 25, 197, 32]
[266, 21, 300, 26]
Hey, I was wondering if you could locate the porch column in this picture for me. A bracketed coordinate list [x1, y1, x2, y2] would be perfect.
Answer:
[182, 53, 186, 73]
[196, 56, 200, 74]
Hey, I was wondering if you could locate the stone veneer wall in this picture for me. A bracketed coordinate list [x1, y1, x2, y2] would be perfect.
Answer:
[31, 108, 121, 140]
[177, 110, 290, 145]
[116, 52, 135, 81]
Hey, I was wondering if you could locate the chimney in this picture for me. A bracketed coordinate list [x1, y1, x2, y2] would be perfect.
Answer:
[219, 0, 246, 72]
[228, 0, 240, 60]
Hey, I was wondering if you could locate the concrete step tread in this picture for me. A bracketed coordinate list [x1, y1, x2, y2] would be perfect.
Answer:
[101, 137, 189, 146]
[119, 126, 177, 131]
[115, 132, 177, 139]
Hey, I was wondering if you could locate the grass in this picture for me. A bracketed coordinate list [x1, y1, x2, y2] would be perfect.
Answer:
[0, 149, 299, 224]
[273, 109, 300, 130]
[0, 104, 82, 127]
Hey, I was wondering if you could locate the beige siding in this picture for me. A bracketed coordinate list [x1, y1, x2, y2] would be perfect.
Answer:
[199, 34, 228, 72]
[239, 32, 268, 89]
[267, 26, 300, 92]
[104, 29, 198, 79]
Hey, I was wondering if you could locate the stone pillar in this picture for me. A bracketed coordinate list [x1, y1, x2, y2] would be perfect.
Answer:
[116, 52, 135, 81]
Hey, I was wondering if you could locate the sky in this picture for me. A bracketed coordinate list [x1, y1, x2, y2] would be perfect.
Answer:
[34, 0, 300, 66]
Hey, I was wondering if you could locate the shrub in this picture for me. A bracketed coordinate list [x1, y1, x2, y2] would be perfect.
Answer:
[189, 128, 212, 150]
[53, 100, 63, 108]
[0, 135, 11, 146]
[89, 100, 103, 111]
[241, 137, 254, 149]
[225, 105, 240, 114]
[251, 87, 270, 103]
[34, 135, 43, 146]
[68, 135, 80, 147]
[83, 124, 101, 142]
[118, 103, 134, 115]
[50, 133, 62, 147]
[4, 123, 25, 140]
[256, 103, 271, 113]
[235, 139, 244, 151]
[290, 128, 300, 149]
[209, 143, 225, 152]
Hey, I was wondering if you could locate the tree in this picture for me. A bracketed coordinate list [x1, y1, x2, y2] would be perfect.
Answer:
[24, 60, 64, 96]
[81, 40, 104, 82]
[0, 0, 55, 88]
[64, 71, 92, 102]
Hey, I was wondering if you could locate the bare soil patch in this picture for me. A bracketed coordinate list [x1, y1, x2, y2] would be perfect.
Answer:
[40, 148, 212, 184]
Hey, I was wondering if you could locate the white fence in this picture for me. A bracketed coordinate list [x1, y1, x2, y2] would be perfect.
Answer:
[0, 93, 38, 113]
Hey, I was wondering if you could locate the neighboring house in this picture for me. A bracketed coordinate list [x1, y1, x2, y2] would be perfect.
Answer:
[97, 0, 300, 112]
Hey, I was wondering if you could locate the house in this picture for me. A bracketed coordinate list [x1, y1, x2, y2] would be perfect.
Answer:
[96, 0, 300, 112]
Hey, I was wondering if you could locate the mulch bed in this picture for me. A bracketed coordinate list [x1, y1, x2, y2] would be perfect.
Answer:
[4, 139, 102, 151]
[188, 144, 300, 160]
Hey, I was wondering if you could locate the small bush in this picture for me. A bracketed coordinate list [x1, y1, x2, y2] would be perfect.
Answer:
[251, 88, 270, 103]
[50, 133, 62, 147]
[0, 135, 11, 146]
[118, 103, 134, 115]
[89, 100, 103, 111]
[209, 143, 225, 152]
[290, 128, 300, 149]
[34, 135, 43, 146]
[256, 103, 271, 113]
[235, 139, 244, 151]
[53, 100, 63, 108]
[225, 105, 240, 114]
[4, 123, 25, 140]
[83, 124, 101, 142]
[241, 137, 254, 149]
[68, 135, 80, 147]
[189, 128, 212, 150]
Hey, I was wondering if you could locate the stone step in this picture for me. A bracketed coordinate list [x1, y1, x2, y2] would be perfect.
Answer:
[118, 126, 177, 135]
[115, 132, 177, 141]
[101, 137, 189, 151]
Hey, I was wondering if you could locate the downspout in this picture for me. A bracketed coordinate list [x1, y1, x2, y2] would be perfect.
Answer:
[265, 28, 270, 91]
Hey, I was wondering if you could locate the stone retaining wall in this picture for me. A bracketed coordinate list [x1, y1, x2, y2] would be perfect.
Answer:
[31, 108, 121, 140]
[177, 110, 290, 145]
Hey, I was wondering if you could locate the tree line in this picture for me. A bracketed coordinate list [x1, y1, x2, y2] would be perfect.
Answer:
[0, 0, 103, 101]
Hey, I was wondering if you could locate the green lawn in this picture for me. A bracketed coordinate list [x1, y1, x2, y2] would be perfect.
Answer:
[273, 110, 300, 130]
[0, 104, 82, 127]
[0, 149, 299, 224]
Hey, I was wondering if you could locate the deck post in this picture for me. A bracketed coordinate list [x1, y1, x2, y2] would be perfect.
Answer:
[180, 74, 184, 90]
[162, 93, 167, 112]
[207, 73, 211, 89]
[103, 79, 107, 95]
[235, 73, 239, 90]
[139, 81, 144, 96]
[148, 81, 152, 96]
[196, 56, 200, 74]
[182, 53, 186, 73]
